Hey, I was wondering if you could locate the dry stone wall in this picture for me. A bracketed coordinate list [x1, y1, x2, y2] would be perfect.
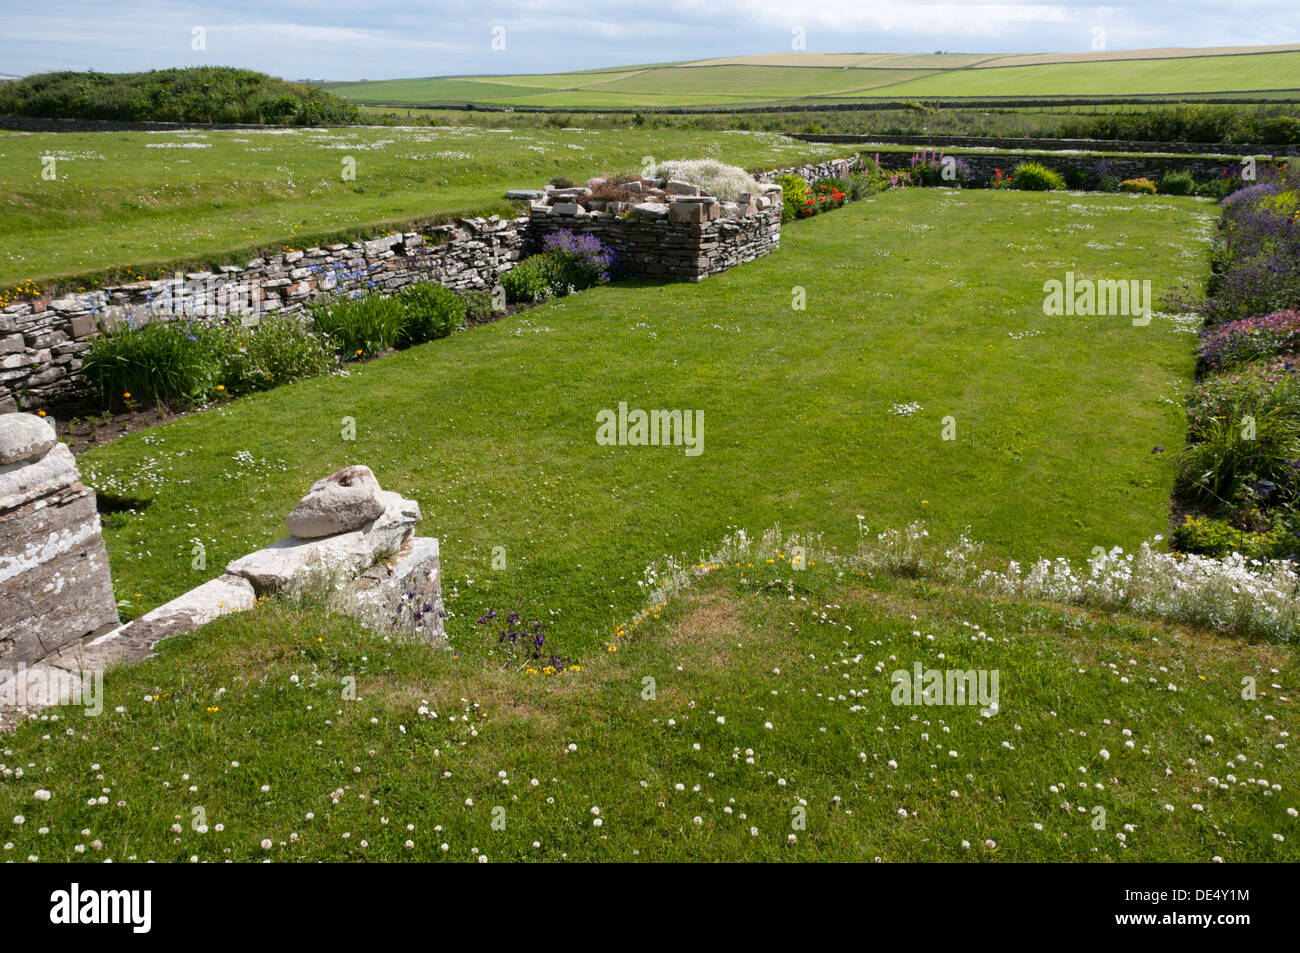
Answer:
[520, 177, 784, 282]
[1, 215, 528, 412]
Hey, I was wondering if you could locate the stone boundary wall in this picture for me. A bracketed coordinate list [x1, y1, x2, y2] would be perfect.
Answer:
[870, 150, 1252, 187]
[758, 150, 1253, 189]
[788, 133, 1300, 157]
[1, 215, 528, 412]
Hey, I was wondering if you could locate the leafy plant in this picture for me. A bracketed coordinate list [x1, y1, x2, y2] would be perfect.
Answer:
[1159, 171, 1197, 196]
[218, 315, 334, 394]
[1011, 162, 1065, 191]
[1120, 178, 1158, 194]
[310, 291, 406, 359]
[500, 255, 560, 304]
[397, 282, 467, 346]
[461, 289, 496, 324]
[1171, 514, 1294, 560]
[81, 317, 221, 405]
[774, 173, 810, 222]
[1175, 403, 1300, 511]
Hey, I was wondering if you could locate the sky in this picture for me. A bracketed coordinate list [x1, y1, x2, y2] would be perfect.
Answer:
[3, 1, 1299, 80]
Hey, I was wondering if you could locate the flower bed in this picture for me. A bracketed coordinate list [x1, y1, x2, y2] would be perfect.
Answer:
[1172, 162, 1300, 561]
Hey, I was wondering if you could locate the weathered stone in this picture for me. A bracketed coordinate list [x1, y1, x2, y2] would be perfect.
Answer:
[666, 179, 701, 196]
[57, 572, 258, 674]
[668, 202, 707, 224]
[550, 202, 587, 217]
[287, 464, 387, 538]
[506, 189, 546, 201]
[228, 491, 420, 593]
[0, 412, 56, 465]
[0, 484, 119, 667]
[342, 535, 444, 645]
[632, 203, 670, 219]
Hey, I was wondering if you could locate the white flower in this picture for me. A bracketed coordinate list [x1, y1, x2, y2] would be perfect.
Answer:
[33, 790, 50, 802]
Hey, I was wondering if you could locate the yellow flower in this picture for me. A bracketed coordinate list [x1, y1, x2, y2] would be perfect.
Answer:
[216, 384, 225, 392]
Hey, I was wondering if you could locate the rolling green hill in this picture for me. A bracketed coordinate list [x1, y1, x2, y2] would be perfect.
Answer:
[324, 45, 1300, 108]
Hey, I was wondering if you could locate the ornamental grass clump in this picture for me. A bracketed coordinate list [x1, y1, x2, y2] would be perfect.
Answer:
[81, 313, 335, 406]
[309, 290, 406, 359]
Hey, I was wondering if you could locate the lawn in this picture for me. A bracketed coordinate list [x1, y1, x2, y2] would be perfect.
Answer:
[0, 547, 1293, 862]
[0, 126, 840, 288]
[75, 188, 1212, 653]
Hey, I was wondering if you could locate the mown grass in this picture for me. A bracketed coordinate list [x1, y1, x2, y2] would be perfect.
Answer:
[0, 557, 1294, 862]
[77, 189, 1211, 650]
[0, 126, 839, 287]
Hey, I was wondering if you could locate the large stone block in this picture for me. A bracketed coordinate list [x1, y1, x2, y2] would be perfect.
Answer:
[0, 484, 119, 666]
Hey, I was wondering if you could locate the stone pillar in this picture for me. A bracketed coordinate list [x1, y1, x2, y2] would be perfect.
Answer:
[0, 414, 119, 666]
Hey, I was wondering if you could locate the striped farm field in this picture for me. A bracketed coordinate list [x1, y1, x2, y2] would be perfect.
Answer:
[324, 45, 1300, 108]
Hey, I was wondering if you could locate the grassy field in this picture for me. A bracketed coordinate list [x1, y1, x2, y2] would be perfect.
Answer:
[73, 189, 1210, 641]
[7, 188, 1293, 864]
[0, 554, 1293, 862]
[324, 47, 1300, 108]
[0, 127, 839, 288]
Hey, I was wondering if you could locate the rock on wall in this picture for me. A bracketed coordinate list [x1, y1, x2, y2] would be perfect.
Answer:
[521, 179, 784, 282]
[1, 215, 528, 413]
[0, 413, 119, 667]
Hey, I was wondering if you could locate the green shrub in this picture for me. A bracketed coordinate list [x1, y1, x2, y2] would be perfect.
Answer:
[1120, 178, 1158, 195]
[397, 282, 466, 346]
[0, 67, 359, 125]
[844, 172, 881, 200]
[812, 176, 851, 195]
[775, 173, 810, 222]
[310, 291, 406, 359]
[1011, 162, 1065, 191]
[461, 289, 496, 324]
[1062, 167, 1090, 191]
[1195, 176, 1243, 200]
[218, 316, 334, 394]
[1171, 515, 1293, 560]
[1159, 171, 1196, 195]
[500, 256, 559, 303]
